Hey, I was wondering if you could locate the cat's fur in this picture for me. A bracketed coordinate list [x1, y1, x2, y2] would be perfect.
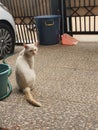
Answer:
[15, 43, 41, 107]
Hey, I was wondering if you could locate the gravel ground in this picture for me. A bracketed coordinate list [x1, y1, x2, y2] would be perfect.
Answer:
[0, 42, 98, 130]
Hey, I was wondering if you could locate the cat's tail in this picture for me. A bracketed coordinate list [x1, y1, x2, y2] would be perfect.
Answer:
[23, 88, 42, 107]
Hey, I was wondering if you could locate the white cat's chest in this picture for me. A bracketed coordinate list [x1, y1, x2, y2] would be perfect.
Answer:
[26, 66, 35, 77]
[26, 57, 34, 69]
[16, 55, 36, 78]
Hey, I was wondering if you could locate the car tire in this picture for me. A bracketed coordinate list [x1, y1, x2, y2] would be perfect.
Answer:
[0, 22, 15, 59]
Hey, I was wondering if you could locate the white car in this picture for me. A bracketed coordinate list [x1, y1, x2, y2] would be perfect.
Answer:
[0, 2, 16, 59]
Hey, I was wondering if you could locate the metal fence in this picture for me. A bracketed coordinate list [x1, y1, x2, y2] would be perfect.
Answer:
[61, 0, 98, 35]
[1, 0, 98, 42]
[0, 0, 57, 43]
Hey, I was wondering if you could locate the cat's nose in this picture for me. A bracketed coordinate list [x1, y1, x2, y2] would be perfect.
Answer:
[33, 49, 37, 54]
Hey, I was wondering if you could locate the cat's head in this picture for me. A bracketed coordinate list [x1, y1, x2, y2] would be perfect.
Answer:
[23, 42, 38, 56]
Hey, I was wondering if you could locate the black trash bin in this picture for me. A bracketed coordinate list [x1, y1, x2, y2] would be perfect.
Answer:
[34, 15, 61, 45]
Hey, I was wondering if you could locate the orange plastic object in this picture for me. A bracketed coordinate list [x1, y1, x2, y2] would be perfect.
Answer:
[61, 34, 78, 45]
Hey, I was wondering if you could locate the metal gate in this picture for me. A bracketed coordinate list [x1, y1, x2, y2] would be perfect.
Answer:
[1, 0, 98, 42]
[0, 0, 58, 43]
[61, 0, 98, 35]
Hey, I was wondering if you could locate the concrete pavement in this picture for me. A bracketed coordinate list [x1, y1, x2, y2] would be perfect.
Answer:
[0, 42, 98, 130]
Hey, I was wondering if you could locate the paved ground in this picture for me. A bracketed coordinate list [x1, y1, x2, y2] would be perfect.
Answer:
[0, 42, 98, 130]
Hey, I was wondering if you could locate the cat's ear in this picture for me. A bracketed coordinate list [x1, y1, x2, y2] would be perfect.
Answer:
[23, 43, 29, 49]
[34, 42, 39, 46]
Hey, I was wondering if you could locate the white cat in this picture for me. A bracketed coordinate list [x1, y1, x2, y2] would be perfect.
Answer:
[15, 43, 41, 107]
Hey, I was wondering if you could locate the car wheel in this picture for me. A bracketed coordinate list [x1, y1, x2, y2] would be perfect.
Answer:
[0, 22, 15, 59]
